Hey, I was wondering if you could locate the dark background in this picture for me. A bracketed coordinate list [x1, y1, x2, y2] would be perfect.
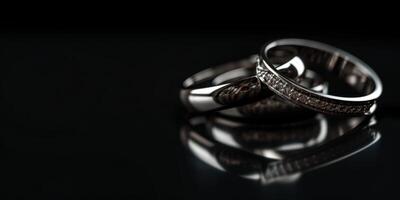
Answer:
[0, 14, 399, 199]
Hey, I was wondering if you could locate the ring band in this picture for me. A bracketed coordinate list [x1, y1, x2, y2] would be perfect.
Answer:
[257, 39, 383, 115]
[180, 56, 265, 112]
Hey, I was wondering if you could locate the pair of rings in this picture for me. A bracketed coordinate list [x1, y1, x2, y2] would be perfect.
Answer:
[180, 39, 382, 117]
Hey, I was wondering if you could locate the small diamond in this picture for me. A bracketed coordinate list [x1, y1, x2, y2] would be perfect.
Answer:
[278, 82, 288, 93]
[296, 92, 303, 100]
[336, 105, 345, 112]
[342, 106, 350, 113]
[306, 97, 312, 105]
[334, 104, 344, 112]
[273, 80, 282, 89]
[266, 73, 273, 80]
[275, 82, 283, 90]
[320, 101, 328, 108]
[298, 95, 307, 103]
[267, 76, 274, 85]
[349, 107, 357, 113]
[324, 102, 331, 110]
[283, 84, 292, 95]
[289, 90, 298, 99]
[351, 106, 360, 113]
[322, 102, 332, 111]
[333, 105, 339, 111]
[269, 77, 275, 84]
[314, 98, 320, 105]
[307, 97, 316, 105]
[362, 105, 370, 113]
[328, 103, 337, 111]
[278, 86, 285, 93]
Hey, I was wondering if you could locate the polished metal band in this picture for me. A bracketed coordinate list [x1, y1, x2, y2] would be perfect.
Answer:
[180, 56, 266, 113]
[257, 39, 383, 115]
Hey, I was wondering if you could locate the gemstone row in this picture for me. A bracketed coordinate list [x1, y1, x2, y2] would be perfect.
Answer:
[258, 68, 372, 114]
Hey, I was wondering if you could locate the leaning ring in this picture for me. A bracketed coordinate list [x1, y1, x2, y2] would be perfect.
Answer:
[257, 39, 383, 115]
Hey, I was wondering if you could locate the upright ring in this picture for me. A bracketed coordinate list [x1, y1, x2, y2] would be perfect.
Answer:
[257, 39, 383, 115]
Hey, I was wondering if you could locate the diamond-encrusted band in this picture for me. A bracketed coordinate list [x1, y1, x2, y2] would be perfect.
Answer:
[257, 39, 383, 115]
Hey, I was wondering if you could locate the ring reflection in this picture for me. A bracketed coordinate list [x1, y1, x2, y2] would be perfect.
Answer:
[181, 115, 380, 185]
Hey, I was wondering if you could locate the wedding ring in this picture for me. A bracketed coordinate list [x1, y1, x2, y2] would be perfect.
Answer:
[257, 39, 383, 115]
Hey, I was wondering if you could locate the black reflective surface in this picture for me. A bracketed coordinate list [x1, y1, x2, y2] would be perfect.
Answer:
[0, 28, 399, 199]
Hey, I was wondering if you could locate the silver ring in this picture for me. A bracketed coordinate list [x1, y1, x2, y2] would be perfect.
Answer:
[181, 55, 314, 113]
[257, 39, 383, 115]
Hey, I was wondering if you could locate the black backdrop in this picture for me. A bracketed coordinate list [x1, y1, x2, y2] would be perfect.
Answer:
[0, 17, 399, 199]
